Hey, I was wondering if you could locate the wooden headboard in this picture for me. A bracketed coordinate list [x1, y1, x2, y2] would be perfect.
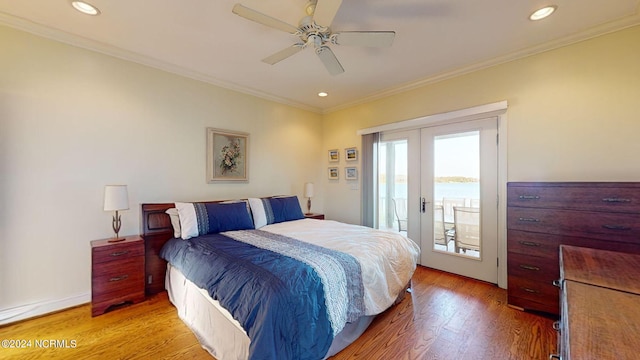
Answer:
[140, 199, 251, 295]
[141, 203, 175, 295]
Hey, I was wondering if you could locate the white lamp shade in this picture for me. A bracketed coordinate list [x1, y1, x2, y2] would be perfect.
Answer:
[104, 185, 129, 211]
[304, 182, 315, 198]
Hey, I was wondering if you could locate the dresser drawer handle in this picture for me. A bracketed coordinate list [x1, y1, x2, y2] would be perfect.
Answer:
[518, 241, 541, 247]
[602, 224, 632, 231]
[602, 197, 632, 203]
[110, 251, 130, 257]
[518, 195, 540, 200]
[519, 264, 540, 271]
[109, 275, 129, 282]
[521, 287, 539, 294]
[518, 217, 540, 223]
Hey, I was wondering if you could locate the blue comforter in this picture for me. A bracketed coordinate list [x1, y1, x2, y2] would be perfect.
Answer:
[159, 230, 363, 360]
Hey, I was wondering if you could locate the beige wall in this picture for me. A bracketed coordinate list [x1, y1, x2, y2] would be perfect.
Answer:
[0, 26, 323, 318]
[2, 22, 640, 321]
[322, 25, 640, 222]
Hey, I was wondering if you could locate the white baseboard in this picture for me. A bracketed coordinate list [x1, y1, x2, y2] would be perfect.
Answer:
[0, 292, 90, 326]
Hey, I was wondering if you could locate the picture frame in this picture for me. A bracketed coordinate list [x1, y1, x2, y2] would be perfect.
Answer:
[207, 128, 249, 182]
[328, 149, 340, 162]
[328, 167, 339, 180]
[345, 167, 358, 180]
[345, 147, 358, 161]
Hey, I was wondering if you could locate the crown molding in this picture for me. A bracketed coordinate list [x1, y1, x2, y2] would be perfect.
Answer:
[0, 12, 323, 114]
[323, 13, 640, 114]
[2, 10, 638, 116]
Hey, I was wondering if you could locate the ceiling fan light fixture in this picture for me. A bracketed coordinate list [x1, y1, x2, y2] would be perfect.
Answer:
[71, 1, 101, 16]
[318, 92, 328, 97]
[529, 5, 557, 21]
[305, 1, 317, 16]
[233, 0, 391, 76]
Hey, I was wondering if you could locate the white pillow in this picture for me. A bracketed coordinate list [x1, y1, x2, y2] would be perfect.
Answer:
[165, 208, 181, 238]
[248, 198, 267, 229]
[175, 202, 199, 240]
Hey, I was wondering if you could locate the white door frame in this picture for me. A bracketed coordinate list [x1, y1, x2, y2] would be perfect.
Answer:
[420, 118, 498, 284]
[379, 130, 421, 253]
[358, 101, 508, 289]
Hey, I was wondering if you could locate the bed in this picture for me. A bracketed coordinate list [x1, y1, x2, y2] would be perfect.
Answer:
[141, 196, 420, 360]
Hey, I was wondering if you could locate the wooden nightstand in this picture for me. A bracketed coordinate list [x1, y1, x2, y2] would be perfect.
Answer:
[91, 235, 145, 316]
[304, 213, 325, 220]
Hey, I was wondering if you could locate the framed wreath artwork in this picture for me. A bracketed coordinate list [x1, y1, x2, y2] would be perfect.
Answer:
[207, 128, 249, 182]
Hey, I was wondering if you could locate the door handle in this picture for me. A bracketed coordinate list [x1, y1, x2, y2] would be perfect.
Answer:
[420, 197, 430, 213]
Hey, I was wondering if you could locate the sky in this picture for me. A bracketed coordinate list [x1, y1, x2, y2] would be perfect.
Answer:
[382, 131, 479, 179]
[434, 131, 479, 178]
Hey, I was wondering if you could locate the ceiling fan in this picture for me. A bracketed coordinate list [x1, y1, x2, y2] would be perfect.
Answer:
[232, 0, 395, 75]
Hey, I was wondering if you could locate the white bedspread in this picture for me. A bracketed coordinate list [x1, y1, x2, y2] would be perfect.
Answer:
[262, 219, 421, 315]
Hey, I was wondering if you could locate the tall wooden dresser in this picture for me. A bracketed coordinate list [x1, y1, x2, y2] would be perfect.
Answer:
[506, 182, 640, 315]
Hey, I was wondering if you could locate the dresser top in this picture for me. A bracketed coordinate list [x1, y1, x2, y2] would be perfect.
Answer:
[561, 245, 640, 295]
[564, 280, 640, 359]
[91, 235, 143, 248]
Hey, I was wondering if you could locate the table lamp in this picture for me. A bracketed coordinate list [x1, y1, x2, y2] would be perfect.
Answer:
[304, 182, 314, 215]
[104, 185, 129, 242]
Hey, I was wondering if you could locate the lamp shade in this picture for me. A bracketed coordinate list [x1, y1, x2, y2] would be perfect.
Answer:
[304, 182, 314, 198]
[104, 185, 129, 211]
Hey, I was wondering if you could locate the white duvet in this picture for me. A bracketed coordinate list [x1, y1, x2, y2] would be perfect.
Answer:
[261, 219, 421, 315]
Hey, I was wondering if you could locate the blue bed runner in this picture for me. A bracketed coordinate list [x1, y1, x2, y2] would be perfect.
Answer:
[159, 229, 364, 360]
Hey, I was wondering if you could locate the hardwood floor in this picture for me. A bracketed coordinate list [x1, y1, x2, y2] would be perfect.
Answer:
[0, 266, 557, 359]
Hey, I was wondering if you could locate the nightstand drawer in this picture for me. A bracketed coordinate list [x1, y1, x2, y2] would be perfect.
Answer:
[92, 270, 144, 301]
[92, 256, 144, 277]
[92, 241, 144, 264]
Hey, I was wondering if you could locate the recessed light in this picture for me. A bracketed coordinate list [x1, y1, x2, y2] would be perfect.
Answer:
[318, 92, 328, 97]
[71, 1, 101, 16]
[529, 5, 557, 21]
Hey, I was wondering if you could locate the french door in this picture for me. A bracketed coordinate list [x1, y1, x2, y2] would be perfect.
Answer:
[377, 117, 499, 284]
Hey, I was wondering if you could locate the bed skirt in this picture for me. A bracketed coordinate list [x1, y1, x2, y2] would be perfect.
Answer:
[165, 264, 376, 360]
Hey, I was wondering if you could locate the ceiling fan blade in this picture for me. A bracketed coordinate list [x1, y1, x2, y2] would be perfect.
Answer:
[262, 45, 304, 65]
[332, 31, 396, 47]
[232, 4, 299, 34]
[316, 46, 344, 75]
[313, 0, 343, 27]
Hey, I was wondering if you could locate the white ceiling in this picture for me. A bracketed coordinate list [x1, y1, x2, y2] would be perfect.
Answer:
[1, 0, 639, 113]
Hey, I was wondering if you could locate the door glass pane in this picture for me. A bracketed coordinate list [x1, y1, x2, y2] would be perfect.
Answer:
[433, 131, 480, 259]
[378, 139, 408, 233]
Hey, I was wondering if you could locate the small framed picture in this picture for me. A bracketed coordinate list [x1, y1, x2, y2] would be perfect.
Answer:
[328, 149, 339, 162]
[345, 167, 358, 180]
[345, 147, 358, 161]
[328, 167, 339, 180]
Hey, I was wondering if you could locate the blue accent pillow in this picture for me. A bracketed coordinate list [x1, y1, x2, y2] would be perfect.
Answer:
[248, 196, 305, 228]
[173, 201, 254, 239]
[269, 196, 305, 223]
[195, 202, 254, 234]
